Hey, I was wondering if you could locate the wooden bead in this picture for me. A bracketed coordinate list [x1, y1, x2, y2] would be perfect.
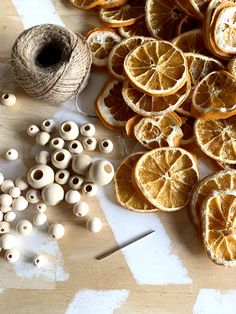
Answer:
[71, 154, 92, 176]
[5, 148, 18, 161]
[50, 137, 65, 150]
[35, 150, 50, 165]
[55, 170, 70, 185]
[27, 125, 40, 137]
[41, 119, 56, 133]
[65, 190, 81, 204]
[0, 206, 12, 213]
[0, 211, 3, 222]
[69, 175, 84, 190]
[1, 93, 16, 107]
[27, 164, 54, 189]
[73, 202, 89, 217]
[26, 189, 41, 204]
[36, 131, 51, 146]
[89, 160, 114, 186]
[82, 137, 97, 152]
[9, 187, 21, 198]
[59, 121, 79, 141]
[4, 211, 16, 223]
[0, 194, 13, 207]
[41, 183, 64, 206]
[68, 140, 83, 155]
[48, 223, 65, 239]
[99, 139, 113, 154]
[87, 217, 102, 233]
[16, 220, 33, 236]
[35, 202, 47, 213]
[0, 221, 10, 234]
[0, 173, 4, 185]
[5, 248, 20, 263]
[51, 149, 72, 169]
[15, 176, 28, 191]
[80, 123, 96, 137]
[1, 180, 14, 193]
[82, 183, 97, 197]
[33, 213, 47, 226]
[12, 196, 28, 211]
[33, 254, 46, 267]
[1, 233, 17, 249]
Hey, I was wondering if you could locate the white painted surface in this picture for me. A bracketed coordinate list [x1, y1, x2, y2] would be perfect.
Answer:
[193, 289, 236, 314]
[65, 289, 129, 314]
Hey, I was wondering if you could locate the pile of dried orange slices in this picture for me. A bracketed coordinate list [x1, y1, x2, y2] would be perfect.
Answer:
[71, 0, 236, 266]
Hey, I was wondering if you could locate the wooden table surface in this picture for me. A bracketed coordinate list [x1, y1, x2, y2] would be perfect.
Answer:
[0, 1, 236, 313]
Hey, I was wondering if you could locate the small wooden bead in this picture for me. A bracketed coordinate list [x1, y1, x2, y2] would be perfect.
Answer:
[16, 220, 33, 236]
[35, 150, 50, 165]
[73, 202, 89, 217]
[1, 233, 17, 249]
[1, 180, 14, 193]
[68, 140, 83, 155]
[5, 148, 19, 161]
[99, 139, 114, 154]
[0, 194, 13, 207]
[0, 173, 4, 185]
[1, 93, 16, 107]
[48, 223, 65, 239]
[89, 160, 114, 186]
[55, 170, 70, 185]
[27, 125, 40, 137]
[0, 206, 12, 213]
[33, 254, 46, 267]
[51, 149, 72, 169]
[12, 196, 28, 211]
[0, 221, 10, 234]
[26, 189, 41, 204]
[15, 176, 28, 191]
[82, 137, 97, 152]
[50, 137, 65, 150]
[65, 190, 81, 204]
[9, 187, 21, 198]
[41, 119, 56, 133]
[80, 123, 96, 137]
[41, 183, 64, 206]
[71, 154, 92, 176]
[4, 211, 16, 223]
[0, 211, 3, 222]
[5, 248, 20, 263]
[59, 121, 79, 141]
[69, 175, 84, 190]
[33, 213, 47, 226]
[82, 183, 98, 197]
[27, 164, 54, 189]
[36, 131, 51, 146]
[35, 202, 47, 213]
[87, 217, 102, 233]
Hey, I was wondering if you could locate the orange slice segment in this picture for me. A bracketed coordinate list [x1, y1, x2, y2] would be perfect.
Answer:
[201, 190, 236, 266]
[134, 147, 199, 211]
[192, 71, 236, 120]
[187, 0, 210, 20]
[114, 152, 158, 212]
[124, 41, 188, 97]
[100, 0, 128, 9]
[195, 116, 236, 164]
[228, 57, 236, 77]
[118, 19, 151, 38]
[125, 115, 142, 137]
[70, 0, 105, 9]
[96, 78, 135, 129]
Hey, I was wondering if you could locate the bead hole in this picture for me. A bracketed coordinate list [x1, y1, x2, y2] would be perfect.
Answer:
[63, 123, 71, 132]
[55, 152, 65, 161]
[44, 121, 50, 127]
[87, 139, 92, 145]
[3, 94, 9, 99]
[8, 152, 11, 155]
[58, 173, 65, 179]
[53, 140, 59, 145]
[23, 226, 27, 229]
[102, 141, 109, 147]
[8, 254, 12, 258]
[72, 178, 79, 185]
[85, 185, 92, 192]
[104, 164, 112, 173]
[36, 259, 39, 263]
[84, 125, 90, 131]
[33, 170, 43, 180]
[1, 228, 5, 232]
[71, 143, 77, 149]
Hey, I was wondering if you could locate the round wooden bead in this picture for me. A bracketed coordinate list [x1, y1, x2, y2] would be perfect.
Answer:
[5, 148, 19, 161]
[1, 233, 17, 249]
[41, 119, 56, 133]
[0, 173, 4, 185]
[41, 183, 64, 206]
[0, 211, 3, 222]
[51, 149, 72, 169]
[48, 223, 65, 239]
[1, 180, 14, 193]
[27, 125, 40, 137]
[71, 154, 92, 176]
[50, 137, 65, 150]
[26, 189, 41, 204]
[82, 183, 98, 197]
[99, 139, 114, 154]
[33, 254, 46, 267]
[89, 160, 114, 186]
[33, 213, 47, 226]
[59, 121, 79, 141]
[65, 190, 81, 204]
[69, 175, 84, 190]
[0, 221, 10, 234]
[73, 202, 89, 217]
[12, 196, 28, 211]
[87, 217, 102, 233]
[16, 220, 33, 236]
[55, 170, 70, 185]
[9, 187, 21, 198]
[4, 211, 16, 223]
[27, 164, 54, 189]
[5, 248, 20, 263]
[82, 137, 97, 152]
[1, 93, 16, 107]
[15, 176, 28, 191]
[0, 206, 12, 213]
[35, 202, 47, 213]
[0, 194, 13, 207]
[80, 123, 96, 137]
[35, 150, 50, 165]
[36, 131, 51, 146]
[68, 140, 83, 155]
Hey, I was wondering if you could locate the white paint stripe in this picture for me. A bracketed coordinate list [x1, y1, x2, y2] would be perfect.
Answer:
[11, 0, 64, 29]
[65, 289, 129, 314]
[193, 289, 236, 314]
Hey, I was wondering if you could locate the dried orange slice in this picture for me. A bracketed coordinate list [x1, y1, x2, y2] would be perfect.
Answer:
[201, 190, 236, 266]
[217, 162, 236, 170]
[125, 115, 142, 137]
[70, 0, 105, 9]
[100, 0, 128, 9]
[175, 0, 196, 17]
[86, 28, 121, 67]
[108, 36, 154, 81]
[179, 115, 195, 146]
[187, 0, 210, 20]
[96, 78, 135, 129]
[145, 0, 183, 40]
[114, 152, 157, 212]
[133, 113, 183, 150]
[176, 15, 201, 35]
[134, 147, 199, 211]
[195, 116, 236, 164]
[124, 41, 188, 97]
[118, 19, 151, 38]
[99, 0, 144, 27]
[192, 71, 236, 120]
[228, 57, 236, 77]
[122, 79, 191, 116]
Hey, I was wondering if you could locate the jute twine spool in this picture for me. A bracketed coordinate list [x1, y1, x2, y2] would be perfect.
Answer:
[11, 24, 92, 104]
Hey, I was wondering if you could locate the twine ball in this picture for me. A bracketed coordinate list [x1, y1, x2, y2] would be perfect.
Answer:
[11, 24, 92, 104]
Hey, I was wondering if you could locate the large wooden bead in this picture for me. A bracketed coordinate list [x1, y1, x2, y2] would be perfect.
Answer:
[15, 176, 28, 191]
[50, 137, 65, 150]
[51, 149, 72, 169]
[4, 211, 16, 223]
[48, 223, 65, 239]
[16, 220, 33, 236]
[27, 125, 40, 137]
[33, 254, 46, 267]
[5, 248, 20, 263]
[68, 140, 83, 155]
[55, 170, 70, 185]
[65, 190, 81, 204]
[82, 183, 97, 197]
[89, 160, 114, 186]
[82, 137, 97, 152]
[27, 164, 54, 189]
[41, 119, 56, 133]
[0, 221, 10, 234]
[73, 202, 89, 217]
[80, 123, 96, 137]
[1, 93, 16, 107]
[33, 213, 47, 226]
[71, 154, 92, 176]
[35, 150, 50, 165]
[5, 148, 19, 161]
[1, 180, 14, 193]
[99, 139, 113, 154]
[9, 187, 21, 198]
[1, 233, 17, 249]
[87, 217, 102, 233]
[59, 121, 79, 141]
[41, 183, 64, 206]
[69, 175, 84, 190]
[36, 131, 51, 146]
[26, 189, 41, 204]
[12, 196, 28, 211]
[0, 194, 13, 207]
